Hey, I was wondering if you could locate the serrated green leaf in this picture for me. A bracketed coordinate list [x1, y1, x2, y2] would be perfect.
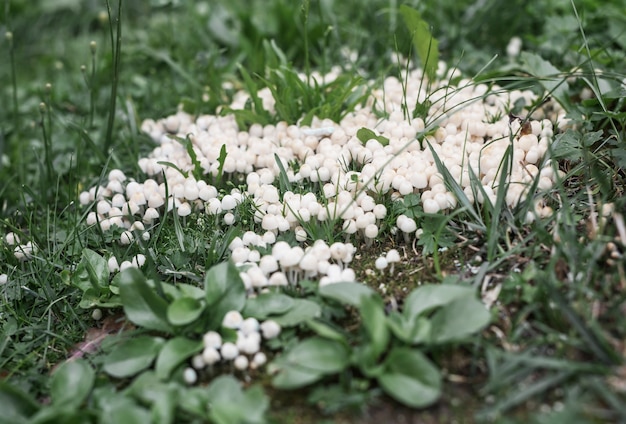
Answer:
[103, 336, 165, 378]
[50, 359, 95, 409]
[155, 337, 202, 380]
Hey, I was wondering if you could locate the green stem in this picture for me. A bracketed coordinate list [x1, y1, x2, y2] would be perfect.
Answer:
[39, 102, 53, 188]
[103, 0, 123, 156]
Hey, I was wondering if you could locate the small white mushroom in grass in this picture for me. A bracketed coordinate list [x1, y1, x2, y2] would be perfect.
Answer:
[132, 254, 146, 268]
[107, 256, 120, 273]
[375, 256, 388, 273]
[0, 274, 8, 285]
[223, 212, 235, 225]
[143, 207, 160, 223]
[120, 231, 134, 245]
[177, 202, 192, 217]
[191, 354, 205, 370]
[364, 223, 379, 248]
[260, 320, 281, 339]
[250, 352, 267, 370]
[240, 317, 260, 336]
[203, 331, 222, 349]
[183, 367, 198, 385]
[234, 355, 249, 371]
[119, 260, 133, 272]
[5, 232, 20, 246]
[202, 346, 221, 366]
[222, 310, 244, 329]
[220, 342, 239, 361]
[385, 249, 401, 274]
[91, 308, 103, 321]
[268, 271, 288, 287]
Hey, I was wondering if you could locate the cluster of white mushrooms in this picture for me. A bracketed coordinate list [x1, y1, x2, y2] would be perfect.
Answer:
[2, 63, 565, 289]
[183, 310, 281, 384]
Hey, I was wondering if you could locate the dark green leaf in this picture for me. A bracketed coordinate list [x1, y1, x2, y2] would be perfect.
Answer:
[360, 294, 389, 358]
[0, 381, 39, 421]
[271, 298, 321, 327]
[50, 359, 95, 409]
[429, 297, 491, 344]
[318, 282, 376, 307]
[403, 284, 476, 320]
[399, 5, 439, 80]
[356, 127, 389, 146]
[206, 376, 269, 424]
[378, 347, 442, 408]
[119, 268, 172, 333]
[306, 319, 348, 344]
[271, 337, 350, 389]
[167, 297, 204, 326]
[99, 396, 152, 424]
[103, 336, 165, 378]
[204, 261, 246, 326]
[242, 292, 295, 320]
[387, 312, 431, 345]
[155, 337, 202, 380]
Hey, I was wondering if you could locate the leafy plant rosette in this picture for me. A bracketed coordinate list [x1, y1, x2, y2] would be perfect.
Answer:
[269, 280, 491, 408]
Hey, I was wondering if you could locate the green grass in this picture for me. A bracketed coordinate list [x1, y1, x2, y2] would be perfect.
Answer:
[1, 0, 626, 422]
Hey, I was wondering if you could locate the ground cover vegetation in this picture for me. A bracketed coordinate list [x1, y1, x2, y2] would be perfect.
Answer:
[1, 0, 626, 422]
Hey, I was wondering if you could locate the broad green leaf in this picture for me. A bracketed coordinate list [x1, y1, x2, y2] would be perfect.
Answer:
[204, 261, 246, 326]
[360, 294, 389, 358]
[126, 372, 178, 424]
[306, 319, 348, 344]
[50, 359, 95, 409]
[271, 337, 349, 389]
[82, 248, 109, 290]
[271, 364, 324, 389]
[103, 336, 165, 378]
[271, 298, 321, 327]
[72, 249, 110, 304]
[399, 5, 439, 80]
[429, 297, 491, 344]
[118, 268, 172, 332]
[0, 381, 39, 421]
[378, 347, 442, 408]
[155, 337, 202, 380]
[318, 282, 376, 307]
[242, 292, 295, 319]
[99, 396, 151, 424]
[177, 387, 211, 417]
[176, 283, 206, 300]
[356, 127, 389, 146]
[387, 312, 431, 345]
[207, 377, 268, 424]
[167, 297, 204, 326]
[404, 284, 476, 320]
